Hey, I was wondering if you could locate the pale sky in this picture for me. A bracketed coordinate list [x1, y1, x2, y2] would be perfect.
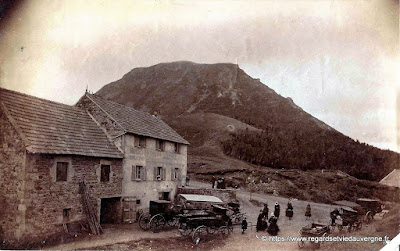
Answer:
[0, 0, 399, 152]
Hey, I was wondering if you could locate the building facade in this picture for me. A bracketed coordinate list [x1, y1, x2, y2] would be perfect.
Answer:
[0, 88, 124, 246]
[0, 88, 189, 246]
[76, 93, 189, 218]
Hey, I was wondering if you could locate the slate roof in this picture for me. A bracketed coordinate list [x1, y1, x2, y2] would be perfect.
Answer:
[0, 88, 123, 158]
[85, 93, 189, 144]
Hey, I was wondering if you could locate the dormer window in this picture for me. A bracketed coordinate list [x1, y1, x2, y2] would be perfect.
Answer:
[156, 139, 164, 151]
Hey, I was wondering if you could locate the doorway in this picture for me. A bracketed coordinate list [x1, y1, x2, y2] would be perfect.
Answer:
[100, 197, 121, 224]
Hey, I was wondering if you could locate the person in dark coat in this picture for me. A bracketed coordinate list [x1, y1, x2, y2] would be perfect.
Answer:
[286, 201, 294, 220]
[330, 208, 340, 225]
[256, 213, 263, 232]
[241, 218, 248, 234]
[262, 203, 269, 218]
[211, 176, 216, 188]
[227, 217, 233, 232]
[305, 204, 312, 220]
[256, 213, 268, 232]
[267, 213, 279, 236]
[274, 202, 280, 218]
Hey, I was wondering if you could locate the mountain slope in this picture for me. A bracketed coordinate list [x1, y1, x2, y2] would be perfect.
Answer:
[97, 61, 399, 181]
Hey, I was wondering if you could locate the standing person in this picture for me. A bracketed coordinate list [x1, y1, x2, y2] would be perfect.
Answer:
[274, 202, 280, 219]
[256, 213, 263, 232]
[241, 218, 248, 234]
[227, 217, 233, 232]
[186, 175, 191, 186]
[211, 176, 216, 188]
[305, 204, 312, 220]
[330, 208, 340, 225]
[286, 201, 294, 220]
[262, 203, 269, 218]
[267, 213, 279, 236]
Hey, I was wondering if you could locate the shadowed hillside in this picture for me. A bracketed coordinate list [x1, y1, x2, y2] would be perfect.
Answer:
[97, 61, 399, 182]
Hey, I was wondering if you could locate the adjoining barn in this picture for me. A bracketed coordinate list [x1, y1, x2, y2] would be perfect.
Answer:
[0, 88, 124, 247]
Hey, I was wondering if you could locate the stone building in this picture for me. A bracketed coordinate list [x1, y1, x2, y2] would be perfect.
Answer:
[0, 88, 124, 246]
[76, 93, 189, 221]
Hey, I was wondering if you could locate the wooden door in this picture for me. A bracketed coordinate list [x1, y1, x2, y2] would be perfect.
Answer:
[122, 197, 137, 223]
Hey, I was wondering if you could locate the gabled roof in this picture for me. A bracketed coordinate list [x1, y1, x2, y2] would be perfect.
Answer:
[84, 93, 189, 144]
[380, 169, 400, 188]
[0, 88, 123, 158]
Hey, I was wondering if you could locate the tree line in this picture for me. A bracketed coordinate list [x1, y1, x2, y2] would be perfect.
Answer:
[222, 127, 399, 181]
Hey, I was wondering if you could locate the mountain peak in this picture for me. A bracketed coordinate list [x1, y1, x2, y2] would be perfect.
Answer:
[96, 61, 399, 181]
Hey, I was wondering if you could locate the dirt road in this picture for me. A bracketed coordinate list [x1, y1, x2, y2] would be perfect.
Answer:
[47, 181, 385, 250]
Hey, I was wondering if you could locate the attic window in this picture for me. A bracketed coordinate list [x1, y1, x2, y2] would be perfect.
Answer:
[156, 140, 164, 151]
[174, 143, 180, 154]
[56, 162, 68, 182]
[134, 136, 146, 148]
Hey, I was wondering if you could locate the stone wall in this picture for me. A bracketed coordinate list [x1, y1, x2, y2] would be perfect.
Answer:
[176, 187, 237, 203]
[21, 154, 123, 244]
[0, 105, 27, 245]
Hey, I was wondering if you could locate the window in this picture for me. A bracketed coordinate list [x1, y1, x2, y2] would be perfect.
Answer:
[132, 165, 146, 181]
[100, 165, 111, 182]
[63, 208, 71, 221]
[136, 199, 141, 204]
[172, 168, 180, 180]
[154, 166, 165, 181]
[56, 162, 68, 182]
[156, 139, 164, 151]
[134, 136, 146, 148]
[174, 143, 180, 154]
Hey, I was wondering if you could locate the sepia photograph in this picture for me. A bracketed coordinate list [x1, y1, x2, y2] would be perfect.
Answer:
[0, 0, 399, 250]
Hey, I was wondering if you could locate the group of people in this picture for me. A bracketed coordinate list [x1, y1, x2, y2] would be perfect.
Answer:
[256, 202, 281, 235]
[255, 201, 314, 235]
[211, 176, 226, 189]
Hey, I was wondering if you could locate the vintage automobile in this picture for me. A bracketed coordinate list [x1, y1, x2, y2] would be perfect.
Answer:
[356, 198, 385, 223]
[330, 201, 363, 233]
[178, 204, 231, 244]
[139, 194, 227, 234]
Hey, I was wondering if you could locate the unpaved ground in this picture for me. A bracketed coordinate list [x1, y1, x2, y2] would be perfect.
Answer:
[46, 181, 391, 250]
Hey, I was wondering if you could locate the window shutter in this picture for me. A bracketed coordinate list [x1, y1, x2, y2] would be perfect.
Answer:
[154, 166, 157, 180]
[143, 138, 146, 148]
[142, 166, 146, 181]
[131, 165, 136, 181]
[171, 168, 175, 180]
[178, 169, 182, 181]
[163, 167, 166, 181]
[134, 136, 139, 147]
